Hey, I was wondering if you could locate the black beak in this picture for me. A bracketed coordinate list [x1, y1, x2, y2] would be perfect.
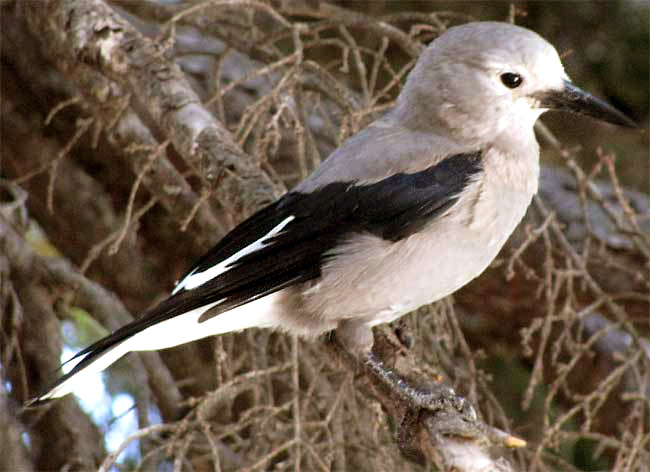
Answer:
[537, 80, 636, 128]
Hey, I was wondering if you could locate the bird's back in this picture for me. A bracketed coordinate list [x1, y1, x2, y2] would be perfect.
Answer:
[296, 115, 475, 193]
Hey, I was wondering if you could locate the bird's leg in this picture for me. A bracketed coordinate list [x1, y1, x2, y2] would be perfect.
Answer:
[363, 350, 469, 413]
[334, 320, 479, 458]
[334, 319, 474, 416]
[333, 321, 503, 462]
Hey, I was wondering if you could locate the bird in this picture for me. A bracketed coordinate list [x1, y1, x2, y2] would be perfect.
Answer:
[31, 21, 634, 403]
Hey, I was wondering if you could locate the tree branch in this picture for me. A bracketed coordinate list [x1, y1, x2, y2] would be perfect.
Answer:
[23, 0, 284, 218]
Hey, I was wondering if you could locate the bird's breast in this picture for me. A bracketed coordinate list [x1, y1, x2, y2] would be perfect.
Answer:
[304, 161, 537, 326]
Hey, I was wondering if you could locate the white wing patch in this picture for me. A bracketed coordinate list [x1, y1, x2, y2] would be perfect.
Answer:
[172, 215, 295, 294]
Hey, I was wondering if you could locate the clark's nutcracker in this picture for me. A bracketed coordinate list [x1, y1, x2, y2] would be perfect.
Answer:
[32, 21, 634, 403]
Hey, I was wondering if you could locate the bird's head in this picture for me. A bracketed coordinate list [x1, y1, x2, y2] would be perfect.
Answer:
[394, 22, 635, 144]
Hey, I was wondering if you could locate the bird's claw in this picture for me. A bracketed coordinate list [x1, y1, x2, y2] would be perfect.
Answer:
[405, 383, 476, 420]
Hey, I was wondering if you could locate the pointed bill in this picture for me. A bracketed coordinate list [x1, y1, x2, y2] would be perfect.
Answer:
[536, 80, 636, 128]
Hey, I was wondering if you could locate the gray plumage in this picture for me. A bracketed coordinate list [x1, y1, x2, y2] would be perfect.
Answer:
[33, 21, 634, 402]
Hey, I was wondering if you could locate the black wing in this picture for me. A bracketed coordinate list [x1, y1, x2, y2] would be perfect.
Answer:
[190, 150, 483, 320]
[68, 151, 482, 361]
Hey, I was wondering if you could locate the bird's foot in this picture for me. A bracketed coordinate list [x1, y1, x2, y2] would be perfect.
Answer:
[362, 350, 480, 460]
[332, 321, 474, 419]
[363, 350, 475, 418]
[329, 325, 523, 463]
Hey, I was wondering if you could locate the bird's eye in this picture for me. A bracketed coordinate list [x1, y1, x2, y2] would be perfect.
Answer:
[500, 72, 523, 89]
